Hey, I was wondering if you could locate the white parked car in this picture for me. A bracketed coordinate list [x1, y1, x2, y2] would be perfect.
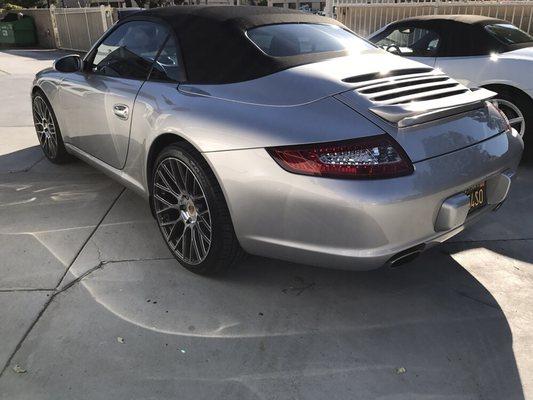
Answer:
[369, 15, 533, 159]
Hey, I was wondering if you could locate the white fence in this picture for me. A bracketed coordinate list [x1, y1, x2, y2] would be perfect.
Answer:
[52, 6, 114, 52]
[334, 1, 533, 37]
[21, 3, 533, 50]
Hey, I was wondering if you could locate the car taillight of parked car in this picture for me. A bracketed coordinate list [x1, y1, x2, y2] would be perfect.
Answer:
[267, 135, 414, 179]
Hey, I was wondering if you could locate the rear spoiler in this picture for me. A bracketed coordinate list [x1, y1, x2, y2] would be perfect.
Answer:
[369, 88, 496, 128]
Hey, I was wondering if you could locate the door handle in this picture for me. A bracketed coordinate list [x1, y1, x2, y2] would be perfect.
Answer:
[113, 104, 129, 120]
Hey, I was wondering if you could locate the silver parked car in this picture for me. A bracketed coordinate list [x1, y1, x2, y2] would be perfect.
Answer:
[32, 6, 523, 275]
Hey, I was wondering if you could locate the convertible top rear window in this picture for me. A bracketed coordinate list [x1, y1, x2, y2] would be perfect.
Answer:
[128, 7, 351, 83]
[485, 23, 533, 45]
[247, 24, 373, 57]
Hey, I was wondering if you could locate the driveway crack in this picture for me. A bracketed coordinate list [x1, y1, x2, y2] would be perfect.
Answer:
[0, 187, 125, 379]
[54, 187, 126, 289]
[57, 256, 175, 295]
[0, 254, 174, 377]
[453, 290, 499, 310]
[7, 156, 44, 174]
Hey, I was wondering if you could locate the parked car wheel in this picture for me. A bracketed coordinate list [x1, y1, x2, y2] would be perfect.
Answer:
[151, 143, 243, 275]
[491, 89, 533, 160]
[32, 91, 72, 164]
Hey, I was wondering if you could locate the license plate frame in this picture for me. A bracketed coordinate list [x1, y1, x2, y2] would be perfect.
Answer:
[465, 181, 487, 214]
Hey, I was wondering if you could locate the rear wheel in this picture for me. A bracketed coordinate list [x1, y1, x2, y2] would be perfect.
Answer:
[32, 91, 72, 164]
[151, 143, 243, 275]
[490, 88, 533, 160]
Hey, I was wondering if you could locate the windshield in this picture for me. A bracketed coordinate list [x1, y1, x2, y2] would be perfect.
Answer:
[247, 23, 374, 57]
[485, 23, 533, 45]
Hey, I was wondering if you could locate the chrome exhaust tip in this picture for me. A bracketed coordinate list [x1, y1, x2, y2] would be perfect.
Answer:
[387, 244, 425, 269]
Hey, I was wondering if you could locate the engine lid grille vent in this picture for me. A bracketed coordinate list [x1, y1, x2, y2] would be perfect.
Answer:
[342, 68, 495, 128]
[342, 68, 433, 84]
[350, 69, 468, 105]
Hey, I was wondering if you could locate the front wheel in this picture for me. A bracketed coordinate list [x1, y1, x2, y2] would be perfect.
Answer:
[151, 143, 243, 275]
[32, 91, 72, 164]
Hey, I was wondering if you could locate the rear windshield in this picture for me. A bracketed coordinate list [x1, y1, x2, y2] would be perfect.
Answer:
[246, 23, 374, 57]
[485, 23, 533, 45]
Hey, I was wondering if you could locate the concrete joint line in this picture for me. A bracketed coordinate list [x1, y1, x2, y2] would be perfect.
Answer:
[0, 187, 126, 378]
[53, 187, 126, 289]
[0, 253, 175, 378]
[0, 288, 54, 293]
[0, 125, 35, 128]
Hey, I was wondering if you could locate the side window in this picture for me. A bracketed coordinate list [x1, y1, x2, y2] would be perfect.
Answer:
[376, 27, 440, 57]
[149, 34, 182, 82]
[89, 21, 169, 80]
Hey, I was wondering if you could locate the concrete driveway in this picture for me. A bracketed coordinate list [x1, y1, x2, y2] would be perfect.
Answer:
[0, 49, 532, 400]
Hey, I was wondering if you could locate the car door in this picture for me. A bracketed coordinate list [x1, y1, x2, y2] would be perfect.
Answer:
[58, 20, 170, 169]
[433, 27, 491, 88]
[372, 24, 440, 67]
[433, 55, 489, 88]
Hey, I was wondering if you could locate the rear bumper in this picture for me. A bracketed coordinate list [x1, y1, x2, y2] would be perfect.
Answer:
[204, 130, 523, 270]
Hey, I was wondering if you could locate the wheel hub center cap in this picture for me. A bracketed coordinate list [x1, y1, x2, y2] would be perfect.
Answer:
[42, 120, 52, 138]
[181, 199, 198, 224]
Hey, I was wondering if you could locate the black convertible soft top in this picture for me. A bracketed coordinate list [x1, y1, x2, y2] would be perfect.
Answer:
[381, 14, 533, 56]
[125, 6, 344, 84]
[394, 14, 507, 26]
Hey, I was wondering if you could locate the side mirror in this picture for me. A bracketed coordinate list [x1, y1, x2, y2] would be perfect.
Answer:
[53, 54, 82, 73]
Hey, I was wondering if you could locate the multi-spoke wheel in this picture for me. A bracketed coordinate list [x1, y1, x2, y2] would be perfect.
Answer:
[32, 91, 71, 163]
[154, 157, 212, 265]
[152, 144, 243, 274]
[492, 98, 526, 138]
[490, 87, 533, 160]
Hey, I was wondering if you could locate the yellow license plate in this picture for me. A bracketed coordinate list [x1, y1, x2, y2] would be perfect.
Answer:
[465, 181, 487, 213]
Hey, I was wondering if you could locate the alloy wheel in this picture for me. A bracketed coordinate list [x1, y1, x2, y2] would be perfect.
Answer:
[33, 96, 58, 159]
[492, 98, 526, 138]
[153, 157, 212, 265]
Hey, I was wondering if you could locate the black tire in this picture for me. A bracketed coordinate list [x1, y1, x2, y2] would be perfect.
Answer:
[32, 90, 72, 164]
[151, 143, 243, 275]
[492, 88, 533, 160]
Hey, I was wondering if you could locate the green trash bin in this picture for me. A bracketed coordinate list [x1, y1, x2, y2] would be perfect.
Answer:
[0, 14, 37, 46]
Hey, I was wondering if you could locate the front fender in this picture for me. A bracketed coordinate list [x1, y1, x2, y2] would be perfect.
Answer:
[32, 69, 64, 128]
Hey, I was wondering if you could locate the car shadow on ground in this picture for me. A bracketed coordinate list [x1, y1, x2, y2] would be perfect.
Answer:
[0, 244, 526, 399]
[0, 146, 43, 173]
[0, 149, 529, 398]
[219, 249, 525, 398]
[13, 246, 520, 399]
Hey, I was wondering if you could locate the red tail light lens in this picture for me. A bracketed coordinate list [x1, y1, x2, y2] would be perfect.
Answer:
[267, 135, 414, 179]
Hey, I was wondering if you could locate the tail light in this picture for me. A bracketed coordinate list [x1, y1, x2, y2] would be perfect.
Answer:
[266, 135, 414, 179]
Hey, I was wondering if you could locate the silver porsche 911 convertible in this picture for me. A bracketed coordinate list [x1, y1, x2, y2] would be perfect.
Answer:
[32, 6, 523, 274]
